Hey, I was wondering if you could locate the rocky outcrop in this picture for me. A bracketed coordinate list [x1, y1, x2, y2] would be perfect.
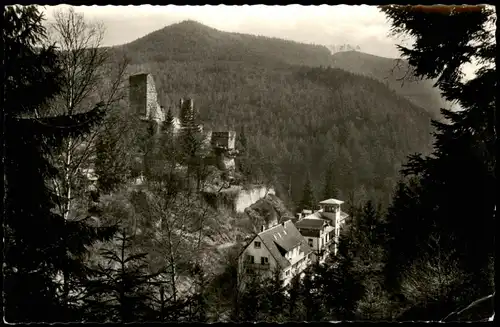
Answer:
[244, 194, 295, 232]
[234, 186, 275, 213]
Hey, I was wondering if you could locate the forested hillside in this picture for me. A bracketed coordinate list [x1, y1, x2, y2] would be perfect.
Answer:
[115, 20, 334, 67]
[6, 5, 494, 323]
[331, 51, 448, 116]
[110, 21, 436, 208]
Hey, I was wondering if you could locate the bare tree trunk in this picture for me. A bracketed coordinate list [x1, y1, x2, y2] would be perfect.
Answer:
[45, 7, 129, 313]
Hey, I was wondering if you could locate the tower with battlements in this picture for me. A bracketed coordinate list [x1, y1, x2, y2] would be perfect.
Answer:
[129, 73, 164, 122]
[129, 73, 238, 173]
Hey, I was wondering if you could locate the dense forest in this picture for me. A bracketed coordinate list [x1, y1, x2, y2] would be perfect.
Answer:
[330, 50, 450, 115]
[109, 21, 440, 209]
[4, 4, 495, 323]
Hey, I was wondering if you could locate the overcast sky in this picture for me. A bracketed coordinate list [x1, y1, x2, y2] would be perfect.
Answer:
[40, 5, 477, 79]
[41, 5, 409, 58]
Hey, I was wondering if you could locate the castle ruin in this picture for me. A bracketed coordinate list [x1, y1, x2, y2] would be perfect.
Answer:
[129, 73, 237, 172]
[129, 73, 164, 122]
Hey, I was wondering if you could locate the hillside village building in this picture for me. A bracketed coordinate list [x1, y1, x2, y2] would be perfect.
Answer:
[238, 198, 349, 286]
[297, 198, 349, 257]
[238, 220, 313, 288]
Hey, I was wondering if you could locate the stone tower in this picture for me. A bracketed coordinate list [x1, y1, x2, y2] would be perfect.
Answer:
[129, 73, 164, 122]
[211, 131, 237, 171]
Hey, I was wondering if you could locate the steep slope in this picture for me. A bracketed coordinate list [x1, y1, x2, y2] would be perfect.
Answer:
[245, 194, 296, 231]
[118, 20, 334, 67]
[118, 58, 434, 208]
[331, 51, 448, 116]
[108, 20, 436, 208]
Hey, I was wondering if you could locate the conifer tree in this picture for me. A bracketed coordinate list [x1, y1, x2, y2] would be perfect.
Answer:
[260, 268, 287, 322]
[238, 125, 248, 153]
[84, 230, 159, 322]
[238, 273, 263, 321]
[299, 173, 316, 211]
[162, 107, 175, 134]
[95, 116, 130, 194]
[3, 5, 115, 322]
[380, 4, 496, 317]
[286, 275, 303, 320]
[299, 267, 324, 321]
[322, 165, 340, 200]
[236, 125, 251, 176]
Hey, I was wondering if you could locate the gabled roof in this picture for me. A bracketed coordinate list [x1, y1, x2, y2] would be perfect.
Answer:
[319, 198, 344, 205]
[256, 220, 313, 269]
[302, 211, 323, 220]
[295, 218, 327, 230]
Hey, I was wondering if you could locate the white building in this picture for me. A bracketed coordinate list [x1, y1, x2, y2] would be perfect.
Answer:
[238, 220, 313, 288]
[296, 198, 349, 257]
[295, 218, 335, 263]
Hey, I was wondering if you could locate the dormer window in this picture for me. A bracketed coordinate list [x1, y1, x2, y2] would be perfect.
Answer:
[254, 241, 261, 249]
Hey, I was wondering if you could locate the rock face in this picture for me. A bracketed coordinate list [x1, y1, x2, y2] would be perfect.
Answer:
[244, 194, 295, 232]
[234, 186, 275, 213]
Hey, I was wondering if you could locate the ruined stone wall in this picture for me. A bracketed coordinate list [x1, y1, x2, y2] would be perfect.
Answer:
[129, 74, 148, 117]
[211, 131, 236, 150]
[129, 73, 163, 121]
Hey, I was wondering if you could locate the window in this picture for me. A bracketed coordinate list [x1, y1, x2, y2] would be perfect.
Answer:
[308, 239, 313, 247]
[254, 241, 261, 249]
[285, 270, 290, 276]
[246, 255, 254, 263]
[261, 256, 269, 265]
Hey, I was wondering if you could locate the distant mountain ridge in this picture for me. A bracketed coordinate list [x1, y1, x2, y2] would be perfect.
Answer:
[115, 20, 446, 116]
[108, 20, 437, 207]
[117, 20, 334, 67]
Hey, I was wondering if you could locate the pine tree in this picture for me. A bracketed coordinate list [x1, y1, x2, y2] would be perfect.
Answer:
[260, 268, 287, 322]
[3, 6, 115, 322]
[179, 99, 202, 157]
[286, 275, 303, 320]
[238, 273, 263, 322]
[360, 200, 378, 244]
[95, 118, 130, 194]
[299, 266, 325, 321]
[178, 99, 204, 184]
[236, 126, 251, 176]
[380, 4, 496, 317]
[84, 230, 159, 322]
[162, 107, 175, 133]
[238, 125, 248, 153]
[322, 165, 340, 200]
[322, 233, 366, 320]
[299, 173, 316, 211]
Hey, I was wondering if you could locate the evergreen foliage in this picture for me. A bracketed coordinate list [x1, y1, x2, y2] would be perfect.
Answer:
[299, 173, 316, 211]
[379, 4, 496, 320]
[322, 165, 340, 200]
[3, 5, 115, 322]
[84, 230, 159, 322]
